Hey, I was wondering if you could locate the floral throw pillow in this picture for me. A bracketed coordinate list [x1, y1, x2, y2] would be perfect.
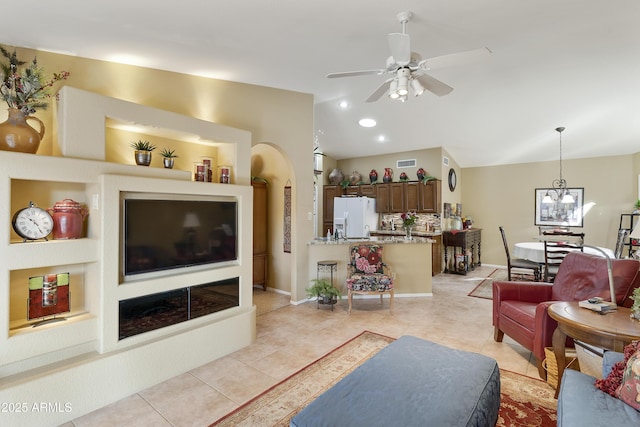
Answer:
[350, 245, 384, 274]
[616, 349, 640, 410]
[595, 341, 640, 397]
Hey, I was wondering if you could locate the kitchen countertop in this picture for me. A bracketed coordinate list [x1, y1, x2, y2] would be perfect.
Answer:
[309, 236, 436, 245]
[370, 230, 441, 237]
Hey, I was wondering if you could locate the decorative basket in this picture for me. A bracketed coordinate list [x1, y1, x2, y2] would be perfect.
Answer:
[543, 347, 580, 389]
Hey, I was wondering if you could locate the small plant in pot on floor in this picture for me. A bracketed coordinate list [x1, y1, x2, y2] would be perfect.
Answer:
[306, 278, 341, 308]
[130, 140, 156, 166]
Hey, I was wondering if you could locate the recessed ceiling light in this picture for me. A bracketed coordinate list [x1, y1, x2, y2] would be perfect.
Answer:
[338, 101, 349, 109]
[377, 135, 386, 142]
[358, 118, 377, 128]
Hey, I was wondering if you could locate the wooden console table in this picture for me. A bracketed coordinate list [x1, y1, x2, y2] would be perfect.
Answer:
[548, 301, 640, 398]
[443, 228, 482, 275]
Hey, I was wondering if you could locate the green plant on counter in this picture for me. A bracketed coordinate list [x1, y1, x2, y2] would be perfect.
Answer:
[306, 278, 342, 300]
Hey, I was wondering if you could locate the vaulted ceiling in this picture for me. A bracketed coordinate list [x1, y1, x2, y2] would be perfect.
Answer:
[5, 0, 640, 167]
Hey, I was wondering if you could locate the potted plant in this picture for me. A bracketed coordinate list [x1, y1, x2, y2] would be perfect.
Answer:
[306, 278, 341, 308]
[633, 200, 640, 214]
[160, 148, 178, 169]
[0, 46, 70, 153]
[130, 140, 156, 166]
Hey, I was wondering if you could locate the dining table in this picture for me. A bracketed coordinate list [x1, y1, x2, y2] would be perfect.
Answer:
[513, 241, 614, 264]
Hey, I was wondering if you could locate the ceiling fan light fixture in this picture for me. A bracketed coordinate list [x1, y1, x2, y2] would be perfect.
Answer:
[410, 78, 425, 96]
[388, 79, 399, 99]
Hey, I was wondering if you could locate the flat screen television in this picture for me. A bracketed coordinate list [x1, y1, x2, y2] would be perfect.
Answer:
[121, 191, 238, 281]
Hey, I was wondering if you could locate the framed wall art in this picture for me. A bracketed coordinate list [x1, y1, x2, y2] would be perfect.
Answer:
[534, 188, 584, 227]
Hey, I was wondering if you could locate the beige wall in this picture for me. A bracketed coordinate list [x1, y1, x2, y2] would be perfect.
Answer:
[2, 44, 315, 301]
[251, 143, 293, 293]
[336, 147, 443, 185]
[463, 154, 637, 266]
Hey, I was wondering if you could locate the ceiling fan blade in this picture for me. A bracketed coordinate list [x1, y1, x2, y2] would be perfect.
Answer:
[365, 79, 393, 103]
[415, 74, 453, 96]
[420, 47, 491, 70]
[388, 33, 411, 65]
[326, 69, 386, 78]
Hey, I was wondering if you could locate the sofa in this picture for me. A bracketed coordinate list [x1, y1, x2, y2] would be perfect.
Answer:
[557, 350, 640, 425]
[492, 252, 640, 378]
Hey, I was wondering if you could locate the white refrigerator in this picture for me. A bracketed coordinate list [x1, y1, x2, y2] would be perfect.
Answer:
[333, 197, 378, 238]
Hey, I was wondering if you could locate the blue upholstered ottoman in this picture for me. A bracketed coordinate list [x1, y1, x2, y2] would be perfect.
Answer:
[290, 336, 500, 427]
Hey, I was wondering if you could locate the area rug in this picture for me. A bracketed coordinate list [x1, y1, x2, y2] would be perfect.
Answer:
[468, 268, 537, 300]
[209, 331, 556, 427]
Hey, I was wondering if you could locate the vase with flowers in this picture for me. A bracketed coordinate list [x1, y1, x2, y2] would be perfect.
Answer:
[401, 211, 418, 240]
[0, 46, 70, 153]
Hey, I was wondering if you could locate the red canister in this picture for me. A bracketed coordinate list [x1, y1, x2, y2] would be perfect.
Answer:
[48, 199, 88, 239]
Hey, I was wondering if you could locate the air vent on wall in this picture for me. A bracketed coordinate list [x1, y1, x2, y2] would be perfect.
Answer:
[397, 159, 416, 168]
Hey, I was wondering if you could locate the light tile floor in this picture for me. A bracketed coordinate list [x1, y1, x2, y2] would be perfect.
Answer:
[63, 266, 539, 427]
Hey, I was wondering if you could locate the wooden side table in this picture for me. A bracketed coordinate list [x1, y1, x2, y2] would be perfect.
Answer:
[547, 301, 640, 398]
[442, 228, 481, 275]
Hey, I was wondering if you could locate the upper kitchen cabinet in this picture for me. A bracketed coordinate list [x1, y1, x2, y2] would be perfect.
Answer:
[376, 181, 441, 213]
[375, 182, 405, 213]
[417, 179, 441, 213]
[322, 185, 345, 233]
[345, 184, 376, 197]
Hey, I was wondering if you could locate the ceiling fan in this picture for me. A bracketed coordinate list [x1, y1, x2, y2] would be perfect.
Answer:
[326, 11, 491, 103]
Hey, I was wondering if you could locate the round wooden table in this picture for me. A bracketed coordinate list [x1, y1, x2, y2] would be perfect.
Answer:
[547, 301, 640, 398]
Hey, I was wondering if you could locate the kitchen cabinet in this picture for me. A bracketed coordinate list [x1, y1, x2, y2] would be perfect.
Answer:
[345, 184, 376, 197]
[431, 234, 442, 275]
[323, 185, 344, 234]
[418, 180, 441, 213]
[376, 182, 404, 213]
[376, 181, 441, 214]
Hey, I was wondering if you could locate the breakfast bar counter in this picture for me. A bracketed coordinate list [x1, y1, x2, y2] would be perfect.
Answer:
[308, 237, 433, 296]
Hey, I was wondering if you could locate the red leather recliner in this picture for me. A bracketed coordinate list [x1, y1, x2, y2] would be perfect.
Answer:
[492, 252, 640, 378]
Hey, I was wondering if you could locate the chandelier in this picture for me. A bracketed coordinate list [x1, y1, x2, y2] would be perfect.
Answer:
[542, 126, 575, 204]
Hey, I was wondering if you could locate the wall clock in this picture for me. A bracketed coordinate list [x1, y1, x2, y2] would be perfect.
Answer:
[448, 168, 457, 192]
[12, 201, 54, 242]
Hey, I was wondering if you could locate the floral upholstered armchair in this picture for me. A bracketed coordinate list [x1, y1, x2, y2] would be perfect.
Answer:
[346, 244, 394, 314]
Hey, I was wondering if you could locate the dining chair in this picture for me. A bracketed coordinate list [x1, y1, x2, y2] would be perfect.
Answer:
[543, 239, 584, 282]
[540, 228, 585, 245]
[499, 226, 541, 281]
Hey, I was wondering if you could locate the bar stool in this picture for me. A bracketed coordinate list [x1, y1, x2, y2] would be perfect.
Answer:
[316, 260, 338, 310]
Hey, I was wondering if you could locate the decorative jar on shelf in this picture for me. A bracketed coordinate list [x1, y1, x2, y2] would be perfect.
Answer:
[329, 168, 344, 185]
[48, 199, 88, 239]
[383, 168, 393, 183]
[0, 108, 45, 153]
[369, 169, 378, 183]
